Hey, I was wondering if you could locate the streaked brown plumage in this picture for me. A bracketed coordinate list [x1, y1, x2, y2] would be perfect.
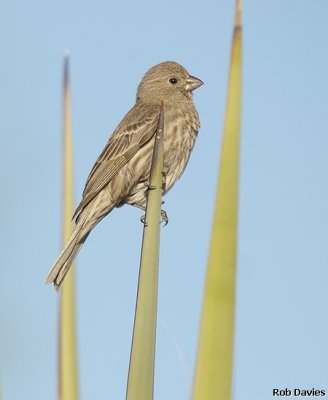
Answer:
[47, 61, 203, 290]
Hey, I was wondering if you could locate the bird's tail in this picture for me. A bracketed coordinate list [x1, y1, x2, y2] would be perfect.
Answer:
[46, 194, 113, 290]
[46, 211, 90, 290]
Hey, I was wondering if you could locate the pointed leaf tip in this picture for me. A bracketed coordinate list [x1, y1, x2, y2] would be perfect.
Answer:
[63, 54, 70, 87]
[235, 0, 242, 29]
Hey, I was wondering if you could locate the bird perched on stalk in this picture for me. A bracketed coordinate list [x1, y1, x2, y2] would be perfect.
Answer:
[47, 61, 203, 290]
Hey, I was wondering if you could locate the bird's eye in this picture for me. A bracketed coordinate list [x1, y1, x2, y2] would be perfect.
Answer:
[169, 77, 177, 85]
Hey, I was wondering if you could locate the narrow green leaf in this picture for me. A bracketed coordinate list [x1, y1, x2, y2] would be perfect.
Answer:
[58, 53, 79, 400]
[126, 103, 164, 400]
[192, 1, 242, 399]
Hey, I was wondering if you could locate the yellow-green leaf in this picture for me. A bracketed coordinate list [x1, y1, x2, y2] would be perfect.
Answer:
[192, 1, 242, 399]
[58, 53, 79, 400]
[126, 103, 164, 400]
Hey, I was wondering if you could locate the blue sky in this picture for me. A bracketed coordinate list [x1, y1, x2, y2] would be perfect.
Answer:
[1, 1, 328, 399]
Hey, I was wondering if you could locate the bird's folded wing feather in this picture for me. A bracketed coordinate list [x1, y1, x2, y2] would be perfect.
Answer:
[73, 104, 159, 219]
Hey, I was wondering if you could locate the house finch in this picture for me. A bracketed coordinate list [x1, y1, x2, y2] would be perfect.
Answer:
[47, 61, 203, 290]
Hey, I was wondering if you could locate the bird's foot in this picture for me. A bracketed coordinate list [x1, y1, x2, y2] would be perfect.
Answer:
[160, 209, 169, 226]
[139, 209, 168, 226]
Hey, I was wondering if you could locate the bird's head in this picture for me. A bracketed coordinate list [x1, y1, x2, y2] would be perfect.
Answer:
[136, 61, 203, 105]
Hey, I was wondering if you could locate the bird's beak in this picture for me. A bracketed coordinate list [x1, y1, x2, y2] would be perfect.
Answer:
[185, 75, 204, 92]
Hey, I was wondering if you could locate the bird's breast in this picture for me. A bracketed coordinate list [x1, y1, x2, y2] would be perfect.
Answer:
[162, 106, 199, 192]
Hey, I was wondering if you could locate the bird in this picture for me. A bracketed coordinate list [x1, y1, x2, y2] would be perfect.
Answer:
[46, 61, 203, 290]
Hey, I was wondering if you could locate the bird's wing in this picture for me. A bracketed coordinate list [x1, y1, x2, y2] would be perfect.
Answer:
[73, 104, 159, 219]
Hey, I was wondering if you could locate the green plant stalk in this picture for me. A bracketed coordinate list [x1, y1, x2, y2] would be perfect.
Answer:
[126, 103, 164, 400]
[192, 1, 242, 399]
[58, 54, 79, 400]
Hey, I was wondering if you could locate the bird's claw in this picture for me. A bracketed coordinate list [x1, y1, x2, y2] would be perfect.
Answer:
[140, 209, 169, 226]
[160, 209, 169, 226]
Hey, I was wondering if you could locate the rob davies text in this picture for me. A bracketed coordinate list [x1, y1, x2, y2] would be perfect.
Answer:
[273, 388, 326, 397]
